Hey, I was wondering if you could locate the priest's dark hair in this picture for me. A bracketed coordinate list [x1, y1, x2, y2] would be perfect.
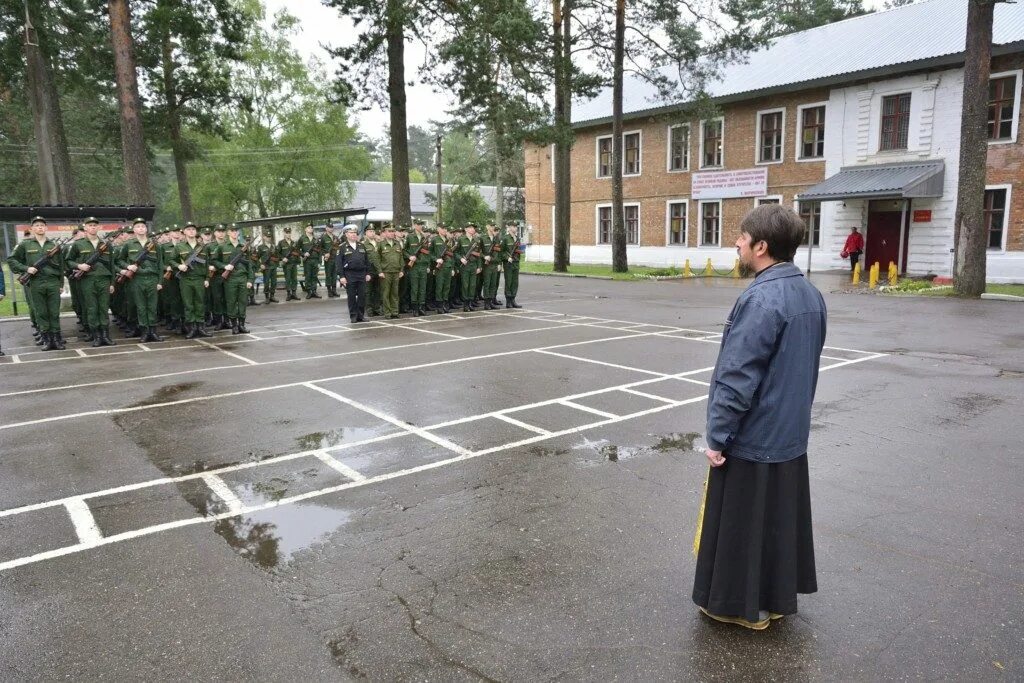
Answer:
[739, 204, 807, 263]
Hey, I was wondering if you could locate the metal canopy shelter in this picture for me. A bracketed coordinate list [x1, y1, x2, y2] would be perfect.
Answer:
[232, 207, 372, 228]
[798, 161, 945, 202]
[0, 205, 157, 222]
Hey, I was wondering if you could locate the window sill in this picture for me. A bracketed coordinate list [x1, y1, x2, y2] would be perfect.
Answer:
[698, 165, 724, 171]
[795, 156, 825, 163]
[667, 168, 690, 174]
[756, 159, 784, 166]
[988, 138, 1017, 146]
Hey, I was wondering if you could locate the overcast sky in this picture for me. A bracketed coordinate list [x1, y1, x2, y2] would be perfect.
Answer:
[264, 0, 890, 139]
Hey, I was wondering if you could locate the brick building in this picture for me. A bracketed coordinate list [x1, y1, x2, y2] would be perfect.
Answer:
[524, 0, 1024, 282]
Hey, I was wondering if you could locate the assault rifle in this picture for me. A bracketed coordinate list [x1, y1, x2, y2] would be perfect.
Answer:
[69, 228, 129, 281]
[17, 236, 72, 285]
[220, 236, 257, 280]
[114, 239, 158, 287]
[406, 233, 431, 268]
[173, 241, 207, 279]
[260, 245, 281, 270]
[302, 238, 325, 260]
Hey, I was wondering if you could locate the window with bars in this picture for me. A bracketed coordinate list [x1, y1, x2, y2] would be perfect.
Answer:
[759, 111, 783, 162]
[668, 202, 686, 244]
[984, 189, 1007, 249]
[597, 136, 612, 177]
[880, 93, 911, 151]
[700, 202, 720, 246]
[800, 106, 825, 158]
[988, 75, 1017, 141]
[624, 132, 641, 175]
[702, 119, 723, 167]
[798, 201, 821, 246]
[669, 125, 689, 171]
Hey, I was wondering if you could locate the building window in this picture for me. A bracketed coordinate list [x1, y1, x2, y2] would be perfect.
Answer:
[880, 93, 911, 151]
[756, 197, 781, 205]
[798, 201, 821, 247]
[624, 132, 641, 175]
[667, 201, 687, 245]
[597, 136, 612, 178]
[668, 125, 689, 172]
[988, 75, 1017, 141]
[598, 206, 612, 243]
[758, 111, 783, 163]
[624, 205, 640, 243]
[984, 188, 1007, 249]
[800, 105, 825, 158]
[701, 119, 723, 168]
[700, 201, 720, 246]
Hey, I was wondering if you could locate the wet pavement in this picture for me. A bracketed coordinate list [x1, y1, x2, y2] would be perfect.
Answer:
[1, 272, 1022, 680]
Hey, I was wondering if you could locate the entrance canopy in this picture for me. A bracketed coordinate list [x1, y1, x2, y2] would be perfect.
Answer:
[798, 160, 944, 202]
[232, 207, 372, 228]
[0, 205, 156, 222]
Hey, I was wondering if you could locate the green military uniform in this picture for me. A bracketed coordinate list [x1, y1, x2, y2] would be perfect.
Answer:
[204, 230, 228, 328]
[403, 226, 430, 315]
[500, 226, 523, 308]
[430, 229, 455, 314]
[376, 232, 404, 318]
[362, 234, 382, 316]
[7, 219, 65, 350]
[115, 225, 164, 343]
[298, 228, 322, 298]
[65, 230, 83, 330]
[456, 229, 483, 311]
[481, 228, 503, 309]
[277, 230, 300, 300]
[172, 229, 210, 337]
[66, 220, 116, 346]
[324, 230, 340, 298]
[159, 233, 184, 332]
[214, 233, 254, 333]
[257, 240, 280, 303]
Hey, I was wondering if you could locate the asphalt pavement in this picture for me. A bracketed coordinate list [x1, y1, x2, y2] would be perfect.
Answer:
[0, 272, 1021, 681]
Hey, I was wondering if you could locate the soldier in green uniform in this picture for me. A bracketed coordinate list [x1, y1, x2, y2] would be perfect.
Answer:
[298, 223, 322, 299]
[160, 224, 185, 334]
[501, 222, 523, 308]
[110, 229, 131, 334]
[481, 223, 503, 309]
[215, 224, 254, 334]
[257, 229, 281, 303]
[204, 224, 229, 329]
[116, 218, 164, 343]
[403, 219, 430, 316]
[323, 223, 340, 298]
[65, 226, 83, 333]
[247, 239, 262, 307]
[66, 217, 117, 347]
[376, 224, 404, 319]
[7, 216, 66, 351]
[277, 226, 300, 300]
[456, 223, 483, 312]
[430, 223, 455, 314]
[448, 225, 463, 308]
[362, 226, 382, 316]
[173, 221, 211, 338]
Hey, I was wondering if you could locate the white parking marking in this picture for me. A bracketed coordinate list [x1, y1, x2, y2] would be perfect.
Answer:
[559, 400, 619, 419]
[64, 499, 103, 545]
[313, 450, 368, 482]
[492, 413, 551, 435]
[192, 338, 258, 365]
[201, 474, 244, 515]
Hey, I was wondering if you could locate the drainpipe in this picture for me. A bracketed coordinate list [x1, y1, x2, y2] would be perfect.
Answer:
[898, 198, 908, 274]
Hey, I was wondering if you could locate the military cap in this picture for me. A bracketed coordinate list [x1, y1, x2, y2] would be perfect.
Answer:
[132, 217, 147, 226]
[465, 222, 477, 229]
[228, 222, 240, 230]
[30, 215, 47, 225]
[169, 223, 182, 231]
[83, 216, 99, 225]
[283, 226, 292, 233]
[343, 224, 358, 234]
[201, 227, 213, 235]
[213, 223, 226, 232]
[183, 221, 198, 229]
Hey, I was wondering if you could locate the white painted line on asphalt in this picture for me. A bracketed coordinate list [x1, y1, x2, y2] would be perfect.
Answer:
[292, 329, 311, 335]
[192, 338, 259, 365]
[823, 344, 883, 355]
[820, 354, 849, 362]
[304, 382, 473, 457]
[492, 413, 551, 435]
[11, 355, 20, 363]
[534, 349, 667, 377]
[620, 388, 679, 403]
[313, 450, 367, 482]
[137, 344, 151, 351]
[672, 376, 712, 387]
[201, 473, 244, 515]
[64, 498, 103, 545]
[74, 349, 87, 357]
[391, 324, 467, 339]
[819, 354, 888, 371]
[559, 400, 619, 419]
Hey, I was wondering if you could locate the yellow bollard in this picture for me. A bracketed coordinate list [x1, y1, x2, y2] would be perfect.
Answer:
[869, 262, 879, 289]
[684, 259, 692, 277]
[705, 257, 714, 276]
[732, 258, 740, 278]
[852, 262, 861, 285]
[888, 261, 898, 286]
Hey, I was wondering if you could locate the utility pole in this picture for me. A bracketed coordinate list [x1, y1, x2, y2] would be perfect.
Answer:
[435, 134, 443, 224]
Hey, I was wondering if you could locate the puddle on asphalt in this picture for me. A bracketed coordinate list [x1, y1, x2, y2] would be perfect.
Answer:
[527, 445, 570, 458]
[295, 426, 394, 450]
[130, 381, 205, 407]
[213, 502, 352, 570]
[574, 432, 701, 466]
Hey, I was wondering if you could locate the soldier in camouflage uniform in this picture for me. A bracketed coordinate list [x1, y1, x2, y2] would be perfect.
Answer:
[277, 226, 300, 300]
[362, 226, 382, 316]
[214, 224, 255, 334]
[481, 223, 503, 309]
[501, 222, 523, 308]
[376, 224, 404, 319]
[66, 217, 117, 347]
[7, 216, 66, 351]
[172, 221, 211, 338]
[205, 224, 229, 329]
[430, 223, 455, 314]
[298, 223, 322, 299]
[115, 218, 164, 343]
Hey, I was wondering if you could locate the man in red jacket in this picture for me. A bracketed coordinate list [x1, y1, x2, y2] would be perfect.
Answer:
[842, 227, 865, 272]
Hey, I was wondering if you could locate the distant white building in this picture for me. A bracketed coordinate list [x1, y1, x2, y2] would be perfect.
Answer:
[348, 181, 503, 226]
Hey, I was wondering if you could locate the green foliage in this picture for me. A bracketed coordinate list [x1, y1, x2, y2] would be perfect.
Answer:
[726, 0, 866, 39]
[425, 185, 494, 228]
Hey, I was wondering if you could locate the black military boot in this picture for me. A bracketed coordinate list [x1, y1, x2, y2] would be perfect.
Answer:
[41, 332, 58, 351]
[82, 326, 95, 342]
[492, 297, 503, 307]
[310, 290, 322, 299]
[54, 332, 67, 350]
[217, 315, 231, 331]
[92, 330, 104, 347]
[237, 318, 249, 334]
[510, 298, 522, 308]
[193, 324, 211, 338]
[184, 323, 196, 339]
[148, 326, 164, 343]
[415, 306, 424, 317]
[101, 328, 116, 346]
[231, 318, 240, 335]
[463, 303, 471, 312]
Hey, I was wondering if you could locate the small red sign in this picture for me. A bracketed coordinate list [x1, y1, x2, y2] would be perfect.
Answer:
[912, 210, 932, 223]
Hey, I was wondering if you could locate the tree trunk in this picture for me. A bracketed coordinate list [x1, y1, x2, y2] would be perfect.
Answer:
[494, 123, 505, 228]
[552, 0, 572, 272]
[610, 0, 627, 273]
[108, 0, 153, 204]
[953, 0, 996, 297]
[162, 31, 193, 221]
[23, 3, 75, 204]
[386, 0, 411, 227]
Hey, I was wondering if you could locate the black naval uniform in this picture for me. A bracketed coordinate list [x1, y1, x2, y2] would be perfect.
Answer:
[336, 239, 370, 322]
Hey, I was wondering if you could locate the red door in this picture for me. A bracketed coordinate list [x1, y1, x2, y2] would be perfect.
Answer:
[865, 211, 901, 271]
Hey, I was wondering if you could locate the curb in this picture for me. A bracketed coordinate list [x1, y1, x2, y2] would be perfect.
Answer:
[981, 292, 1024, 302]
[522, 272, 615, 280]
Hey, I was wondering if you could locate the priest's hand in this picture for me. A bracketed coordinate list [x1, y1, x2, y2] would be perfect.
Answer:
[705, 448, 725, 467]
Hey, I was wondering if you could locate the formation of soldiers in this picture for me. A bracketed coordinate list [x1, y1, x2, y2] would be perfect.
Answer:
[5, 215, 524, 352]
